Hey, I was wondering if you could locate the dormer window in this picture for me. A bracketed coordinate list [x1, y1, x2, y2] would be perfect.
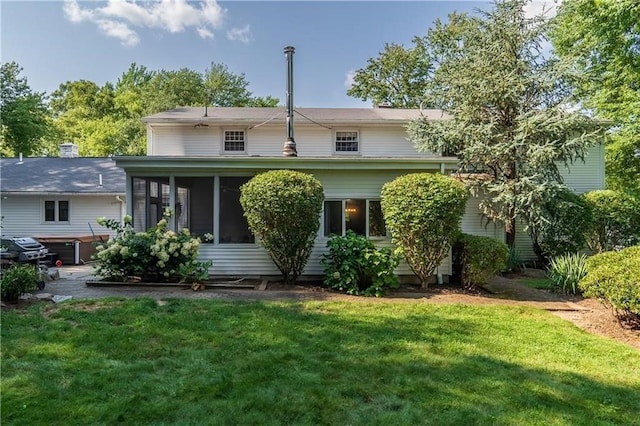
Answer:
[223, 130, 246, 153]
[335, 130, 359, 153]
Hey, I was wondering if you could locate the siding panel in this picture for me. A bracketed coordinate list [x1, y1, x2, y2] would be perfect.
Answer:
[0, 195, 122, 239]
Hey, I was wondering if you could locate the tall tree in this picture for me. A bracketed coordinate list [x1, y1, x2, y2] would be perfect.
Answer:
[550, 0, 640, 195]
[142, 68, 205, 115]
[406, 0, 603, 247]
[203, 62, 279, 107]
[0, 62, 52, 156]
[347, 43, 433, 108]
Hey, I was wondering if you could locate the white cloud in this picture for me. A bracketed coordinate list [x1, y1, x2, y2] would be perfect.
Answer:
[523, 0, 561, 19]
[226, 24, 251, 43]
[344, 70, 356, 89]
[62, 0, 226, 47]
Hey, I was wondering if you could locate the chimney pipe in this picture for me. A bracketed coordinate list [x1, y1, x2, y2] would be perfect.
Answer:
[282, 46, 297, 157]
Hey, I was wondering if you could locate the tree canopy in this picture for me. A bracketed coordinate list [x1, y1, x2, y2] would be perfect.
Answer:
[0, 62, 52, 157]
[550, 0, 640, 195]
[6, 61, 281, 157]
[404, 0, 603, 247]
[347, 43, 433, 108]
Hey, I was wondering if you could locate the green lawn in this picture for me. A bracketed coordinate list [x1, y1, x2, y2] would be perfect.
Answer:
[2, 298, 639, 425]
[520, 277, 553, 290]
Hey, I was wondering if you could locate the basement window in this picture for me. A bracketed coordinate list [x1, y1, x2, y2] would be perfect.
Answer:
[223, 130, 246, 153]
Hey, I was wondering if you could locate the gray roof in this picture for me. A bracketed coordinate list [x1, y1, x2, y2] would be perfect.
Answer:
[0, 157, 125, 194]
[143, 107, 449, 125]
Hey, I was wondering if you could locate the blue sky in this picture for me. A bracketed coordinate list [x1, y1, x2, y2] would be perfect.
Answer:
[1, 1, 555, 107]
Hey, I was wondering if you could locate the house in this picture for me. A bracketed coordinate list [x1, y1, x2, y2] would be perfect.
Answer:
[0, 144, 126, 264]
[113, 105, 604, 280]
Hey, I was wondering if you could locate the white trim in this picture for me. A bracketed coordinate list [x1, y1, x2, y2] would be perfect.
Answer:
[322, 197, 387, 239]
[42, 198, 71, 224]
[222, 128, 247, 154]
[333, 129, 360, 155]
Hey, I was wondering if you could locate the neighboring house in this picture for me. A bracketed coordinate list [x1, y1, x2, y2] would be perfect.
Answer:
[0, 145, 126, 264]
[113, 106, 605, 280]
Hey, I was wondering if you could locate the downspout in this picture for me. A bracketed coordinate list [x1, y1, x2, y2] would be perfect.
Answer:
[116, 195, 126, 222]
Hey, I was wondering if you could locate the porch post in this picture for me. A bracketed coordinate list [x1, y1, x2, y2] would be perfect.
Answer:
[169, 175, 176, 231]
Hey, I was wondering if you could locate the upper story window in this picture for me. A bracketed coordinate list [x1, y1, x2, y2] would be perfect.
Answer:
[223, 130, 246, 153]
[335, 130, 359, 153]
[44, 200, 69, 222]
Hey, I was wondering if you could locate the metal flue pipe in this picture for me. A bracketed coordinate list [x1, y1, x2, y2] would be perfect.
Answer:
[282, 46, 298, 157]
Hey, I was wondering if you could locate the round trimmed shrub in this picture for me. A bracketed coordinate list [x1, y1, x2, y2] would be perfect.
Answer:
[583, 190, 640, 253]
[579, 246, 640, 328]
[240, 170, 324, 285]
[381, 173, 468, 287]
[455, 233, 508, 291]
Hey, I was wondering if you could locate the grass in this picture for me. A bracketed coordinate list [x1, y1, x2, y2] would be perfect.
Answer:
[2, 298, 639, 425]
[521, 276, 553, 290]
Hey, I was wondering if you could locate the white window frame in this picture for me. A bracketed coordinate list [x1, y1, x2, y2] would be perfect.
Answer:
[222, 129, 247, 154]
[333, 129, 360, 155]
[43, 199, 70, 223]
[322, 199, 386, 239]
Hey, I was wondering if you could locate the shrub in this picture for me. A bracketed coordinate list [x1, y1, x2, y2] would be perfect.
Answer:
[528, 189, 593, 263]
[583, 190, 640, 253]
[94, 214, 204, 282]
[381, 173, 468, 287]
[546, 253, 588, 295]
[503, 246, 524, 274]
[1, 264, 38, 301]
[240, 170, 324, 285]
[455, 233, 508, 291]
[321, 231, 399, 297]
[579, 246, 640, 328]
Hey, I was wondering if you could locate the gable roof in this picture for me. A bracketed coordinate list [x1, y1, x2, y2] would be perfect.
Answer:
[143, 107, 448, 125]
[0, 157, 125, 194]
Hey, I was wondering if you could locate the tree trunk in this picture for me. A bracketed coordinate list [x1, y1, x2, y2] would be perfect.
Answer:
[506, 217, 516, 248]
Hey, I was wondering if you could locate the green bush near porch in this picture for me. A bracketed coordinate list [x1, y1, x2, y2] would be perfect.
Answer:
[321, 231, 399, 297]
[93, 214, 203, 282]
[455, 233, 508, 291]
[240, 170, 324, 285]
[381, 173, 468, 287]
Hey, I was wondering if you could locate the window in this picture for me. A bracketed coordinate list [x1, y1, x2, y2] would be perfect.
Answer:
[335, 131, 359, 153]
[323, 199, 386, 237]
[223, 130, 246, 153]
[44, 200, 69, 222]
[131, 177, 170, 231]
[219, 177, 255, 244]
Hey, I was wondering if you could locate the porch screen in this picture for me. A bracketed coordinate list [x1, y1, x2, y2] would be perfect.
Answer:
[219, 177, 255, 244]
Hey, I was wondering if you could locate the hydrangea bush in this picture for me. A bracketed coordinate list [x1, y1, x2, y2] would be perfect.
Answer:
[94, 214, 206, 283]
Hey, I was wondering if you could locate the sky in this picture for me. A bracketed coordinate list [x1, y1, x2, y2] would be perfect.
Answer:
[1, 1, 558, 108]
